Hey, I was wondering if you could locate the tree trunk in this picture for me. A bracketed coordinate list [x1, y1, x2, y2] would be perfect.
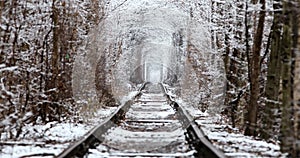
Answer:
[291, 2, 300, 157]
[245, 0, 266, 136]
[0, 1, 4, 25]
[280, 25, 293, 153]
[293, 8, 300, 156]
[50, 0, 59, 99]
[280, 26, 293, 156]
[261, 0, 282, 140]
[279, 0, 294, 154]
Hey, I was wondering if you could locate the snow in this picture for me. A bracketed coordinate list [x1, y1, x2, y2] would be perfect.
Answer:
[0, 123, 90, 158]
[0, 0, 289, 157]
[0, 108, 119, 157]
[0, 65, 18, 72]
[0, 93, 287, 158]
[87, 91, 195, 157]
[0, 78, 15, 97]
[195, 114, 288, 158]
[0, 87, 141, 157]
[88, 150, 195, 158]
[166, 84, 287, 158]
[120, 90, 139, 105]
[1, 145, 61, 158]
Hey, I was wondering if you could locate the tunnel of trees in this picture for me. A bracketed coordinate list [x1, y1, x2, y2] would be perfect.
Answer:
[0, 0, 299, 156]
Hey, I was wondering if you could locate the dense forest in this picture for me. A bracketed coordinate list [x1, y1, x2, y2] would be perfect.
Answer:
[0, 0, 299, 157]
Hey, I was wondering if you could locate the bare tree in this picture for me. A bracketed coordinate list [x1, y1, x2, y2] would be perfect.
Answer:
[245, 0, 266, 136]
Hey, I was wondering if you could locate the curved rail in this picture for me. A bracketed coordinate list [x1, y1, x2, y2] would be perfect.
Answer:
[57, 83, 148, 158]
[160, 83, 226, 158]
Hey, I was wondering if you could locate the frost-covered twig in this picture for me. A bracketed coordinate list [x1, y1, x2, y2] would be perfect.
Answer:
[0, 78, 15, 98]
[0, 65, 18, 72]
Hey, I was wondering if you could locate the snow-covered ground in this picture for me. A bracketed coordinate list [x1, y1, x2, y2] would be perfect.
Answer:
[1, 89, 139, 157]
[1, 90, 287, 158]
[177, 97, 287, 158]
[0, 0, 287, 157]
[1, 123, 89, 157]
[196, 114, 288, 158]
[1, 89, 283, 156]
[0, 107, 117, 158]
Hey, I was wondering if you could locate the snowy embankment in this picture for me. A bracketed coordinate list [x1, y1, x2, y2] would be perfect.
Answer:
[196, 115, 287, 158]
[162, 82, 286, 158]
[0, 108, 116, 158]
[177, 98, 287, 158]
[1, 123, 90, 157]
[0, 91, 139, 158]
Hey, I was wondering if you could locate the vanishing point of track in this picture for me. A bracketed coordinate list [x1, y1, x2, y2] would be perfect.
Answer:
[57, 83, 225, 158]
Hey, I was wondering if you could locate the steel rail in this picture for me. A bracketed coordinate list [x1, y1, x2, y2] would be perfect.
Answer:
[160, 83, 226, 158]
[58, 82, 225, 158]
[57, 83, 148, 158]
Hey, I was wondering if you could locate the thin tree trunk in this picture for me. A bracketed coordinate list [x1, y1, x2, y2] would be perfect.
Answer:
[291, 2, 299, 157]
[245, 0, 266, 136]
[245, 0, 251, 90]
[0, 1, 4, 26]
[50, 0, 59, 98]
[280, 25, 293, 155]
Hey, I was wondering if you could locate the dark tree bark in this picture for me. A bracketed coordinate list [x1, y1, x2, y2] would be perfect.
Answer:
[261, 0, 282, 140]
[293, 1, 300, 156]
[50, 0, 59, 95]
[245, 0, 266, 136]
[279, 0, 295, 155]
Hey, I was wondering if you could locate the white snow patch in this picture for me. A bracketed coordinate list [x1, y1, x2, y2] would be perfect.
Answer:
[0, 122, 90, 158]
[120, 91, 139, 105]
[195, 114, 287, 158]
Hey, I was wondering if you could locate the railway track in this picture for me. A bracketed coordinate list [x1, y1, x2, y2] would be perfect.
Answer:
[57, 83, 225, 158]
